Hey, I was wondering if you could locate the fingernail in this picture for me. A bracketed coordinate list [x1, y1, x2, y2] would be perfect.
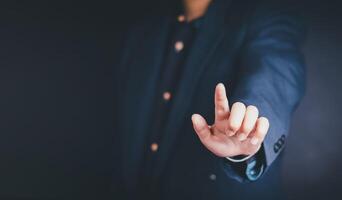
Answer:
[251, 137, 259, 145]
[217, 109, 225, 116]
[217, 83, 224, 88]
[191, 114, 199, 123]
[238, 134, 246, 141]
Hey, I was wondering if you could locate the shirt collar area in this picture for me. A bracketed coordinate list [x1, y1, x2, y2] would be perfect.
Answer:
[189, 16, 204, 29]
[175, 13, 204, 29]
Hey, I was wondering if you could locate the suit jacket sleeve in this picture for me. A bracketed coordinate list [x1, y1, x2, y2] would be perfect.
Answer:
[221, 0, 306, 182]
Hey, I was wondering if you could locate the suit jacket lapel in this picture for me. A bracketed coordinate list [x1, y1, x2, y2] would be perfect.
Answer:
[152, 0, 232, 182]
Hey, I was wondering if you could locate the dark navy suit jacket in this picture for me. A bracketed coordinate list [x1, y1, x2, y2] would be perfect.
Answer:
[113, 0, 305, 199]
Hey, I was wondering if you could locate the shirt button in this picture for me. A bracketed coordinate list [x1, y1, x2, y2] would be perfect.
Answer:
[209, 173, 216, 181]
[175, 41, 184, 52]
[177, 15, 186, 22]
[150, 143, 159, 152]
[163, 91, 172, 101]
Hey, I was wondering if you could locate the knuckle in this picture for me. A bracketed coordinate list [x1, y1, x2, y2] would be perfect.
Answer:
[217, 104, 228, 113]
[233, 102, 246, 110]
[216, 108, 225, 116]
[260, 118, 270, 134]
[241, 123, 253, 134]
[259, 117, 269, 125]
[247, 105, 259, 115]
[228, 121, 240, 132]
[256, 126, 268, 137]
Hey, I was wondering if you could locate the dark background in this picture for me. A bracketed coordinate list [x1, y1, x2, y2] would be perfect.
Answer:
[0, 1, 341, 199]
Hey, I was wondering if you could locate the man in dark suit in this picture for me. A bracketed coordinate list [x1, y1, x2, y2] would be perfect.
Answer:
[114, 0, 305, 199]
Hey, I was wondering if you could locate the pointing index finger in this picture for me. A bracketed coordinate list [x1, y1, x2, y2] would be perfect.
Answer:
[214, 83, 230, 129]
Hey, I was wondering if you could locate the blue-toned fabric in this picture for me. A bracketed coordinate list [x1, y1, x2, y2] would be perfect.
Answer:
[113, 0, 306, 199]
[246, 158, 264, 181]
[221, 145, 266, 182]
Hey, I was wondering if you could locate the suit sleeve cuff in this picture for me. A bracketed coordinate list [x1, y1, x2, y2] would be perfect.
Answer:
[221, 146, 266, 182]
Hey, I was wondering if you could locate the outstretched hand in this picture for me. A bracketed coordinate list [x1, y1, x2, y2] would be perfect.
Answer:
[191, 83, 269, 157]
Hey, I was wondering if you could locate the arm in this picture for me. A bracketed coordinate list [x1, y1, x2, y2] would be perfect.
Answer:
[230, 0, 306, 174]
[192, 1, 306, 182]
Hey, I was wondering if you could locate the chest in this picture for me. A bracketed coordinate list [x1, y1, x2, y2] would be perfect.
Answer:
[117, 14, 247, 192]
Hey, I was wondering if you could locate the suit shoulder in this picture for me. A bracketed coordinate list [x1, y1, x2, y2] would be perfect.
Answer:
[229, 0, 306, 37]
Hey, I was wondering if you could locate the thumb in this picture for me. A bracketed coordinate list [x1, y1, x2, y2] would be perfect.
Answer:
[191, 114, 211, 140]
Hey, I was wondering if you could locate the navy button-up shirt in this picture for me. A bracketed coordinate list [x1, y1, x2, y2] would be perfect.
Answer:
[139, 13, 203, 191]
[141, 12, 202, 178]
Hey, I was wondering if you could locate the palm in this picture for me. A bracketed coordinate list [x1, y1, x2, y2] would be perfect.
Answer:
[191, 83, 269, 158]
